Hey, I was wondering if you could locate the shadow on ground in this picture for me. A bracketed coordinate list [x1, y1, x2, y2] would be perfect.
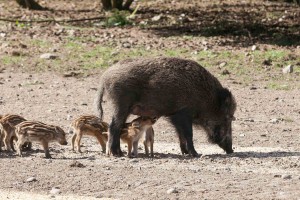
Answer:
[144, 2, 300, 47]
[206, 151, 300, 159]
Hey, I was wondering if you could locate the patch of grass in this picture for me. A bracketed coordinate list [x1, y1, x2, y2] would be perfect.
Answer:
[164, 49, 187, 57]
[65, 41, 82, 49]
[283, 118, 294, 123]
[195, 50, 217, 66]
[105, 10, 132, 27]
[265, 11, 282, 20]
[22, 81, 44, 87]
[30, 39, 51, 48]
[252, 50, 289, 67]
[267, 82, 291, 90]
[1, 55, 23, 65]
[81, 46, 114, 69]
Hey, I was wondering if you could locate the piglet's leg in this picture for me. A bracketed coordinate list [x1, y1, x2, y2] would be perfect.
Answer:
[41, 140, 51, 159]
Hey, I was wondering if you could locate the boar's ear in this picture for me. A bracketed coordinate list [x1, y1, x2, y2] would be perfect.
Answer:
[216, 88, 235, 113]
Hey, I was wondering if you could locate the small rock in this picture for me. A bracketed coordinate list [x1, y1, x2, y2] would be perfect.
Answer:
[122, 42, 131, 48]
[282, 175, 292, 180]
[11, 51, 22, 56]
[26, 177, 37, 182]
[81, 102, 88, 106]
[129, 159, 139, 163]
[69, 160, 85, 168]
[63, 71, 83, 77]
[111, 51, 119, 56]
[274, 174, 281, 178]
[167, 188, 178, 194]
[40, 53, 58, 60]
[87, 156, 95, 161]
[152, 15, 162, 21]
[282, 65, 293, 74]
[0, 32, 6, 37]
[260, 134, 267, 137]
[239, 133, 245, 137]
[219, 62, 227, 68]
[221, 69, 230, 75]
[269, 118, 280, 124]
[67, 115, 72, 120]
[146, 45, 151, 51]
[262, 59, 272, 66]
[251, 45, 257, 51]
[67, 29, 75, 36]
[19, 43, 27, 49]
[50, 187, 61, 195]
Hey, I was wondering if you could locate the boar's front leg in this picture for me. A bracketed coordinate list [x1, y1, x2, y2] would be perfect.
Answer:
[107, 116, 124, 157]
[108, 100, 132, 157]
[170, 108, 199, 157]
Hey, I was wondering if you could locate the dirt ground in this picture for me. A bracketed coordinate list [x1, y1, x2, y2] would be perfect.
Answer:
[1, 0, 300, 199]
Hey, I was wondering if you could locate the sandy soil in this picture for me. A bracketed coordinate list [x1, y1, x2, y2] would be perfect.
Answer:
[0, 0, 300, 199]
[0, 71, 299, 200]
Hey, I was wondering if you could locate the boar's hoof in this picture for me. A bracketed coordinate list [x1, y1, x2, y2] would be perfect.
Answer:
[180, 145, 189, 155]
[189, 150, 199, 157]
[226, 149, 234, 154]
[108, 147, 124, 157]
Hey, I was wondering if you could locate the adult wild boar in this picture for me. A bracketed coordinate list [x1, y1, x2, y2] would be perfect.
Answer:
[96, 57, 236, 157]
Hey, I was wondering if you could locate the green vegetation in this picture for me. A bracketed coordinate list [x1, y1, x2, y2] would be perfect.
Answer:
[1, 30, 299, 90]
[105, 10, 132, 27]
[1, 55, 23, 65]
[267, 82, 291, 90]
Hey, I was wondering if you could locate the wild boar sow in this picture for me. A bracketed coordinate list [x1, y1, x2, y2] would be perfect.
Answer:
[96, 57, 236, 157]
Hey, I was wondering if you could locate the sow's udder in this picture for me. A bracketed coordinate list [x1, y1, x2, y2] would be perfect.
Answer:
[131, 105, 159, 118]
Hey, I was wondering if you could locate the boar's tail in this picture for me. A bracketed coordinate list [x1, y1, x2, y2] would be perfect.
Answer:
[96, 85, 105, 120]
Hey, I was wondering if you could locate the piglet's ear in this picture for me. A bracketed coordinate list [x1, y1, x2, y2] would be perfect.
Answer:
[55, 126, 59, 133]
[55, 126, 65, 134]
[102, 132, 108, 136]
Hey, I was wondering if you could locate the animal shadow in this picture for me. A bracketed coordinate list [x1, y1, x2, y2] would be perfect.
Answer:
[206, 151, 300, 159]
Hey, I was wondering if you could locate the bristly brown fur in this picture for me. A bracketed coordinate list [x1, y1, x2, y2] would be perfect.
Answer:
[15, 121, 68, 159]
[96, 57, 236, 157]
[104, 116, 155, 158]
[0, 114, 29, 152]
[69, 115, 109, 153]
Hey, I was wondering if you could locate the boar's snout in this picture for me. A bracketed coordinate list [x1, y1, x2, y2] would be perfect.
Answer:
[218, 135, 233, 154]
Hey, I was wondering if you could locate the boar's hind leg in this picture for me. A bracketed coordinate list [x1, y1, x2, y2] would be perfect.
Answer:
[170, 109, 199, 157]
